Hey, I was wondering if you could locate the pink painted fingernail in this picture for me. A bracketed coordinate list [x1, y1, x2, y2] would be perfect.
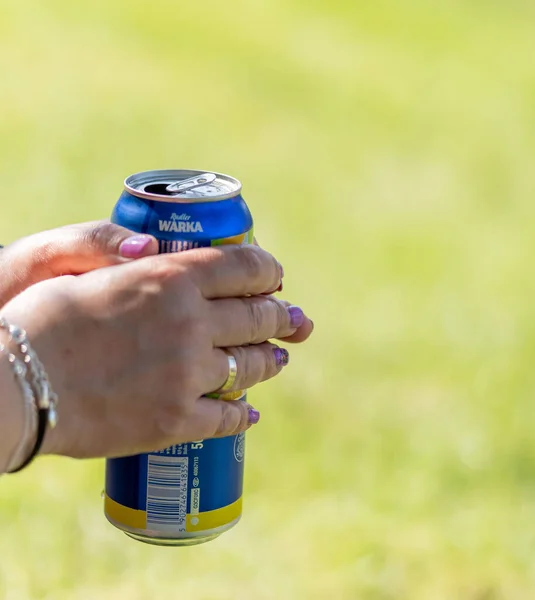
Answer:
[288, 305, 305, 329]
[248, 408, 261, 425]
[273, 347, 290, 367]
[119, 235, 154, 258]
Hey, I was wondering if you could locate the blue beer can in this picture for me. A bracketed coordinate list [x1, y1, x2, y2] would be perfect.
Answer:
[105, 169, 253, 546]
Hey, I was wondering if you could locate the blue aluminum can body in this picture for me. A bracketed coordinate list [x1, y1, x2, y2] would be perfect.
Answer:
[105, 169, 253, 546]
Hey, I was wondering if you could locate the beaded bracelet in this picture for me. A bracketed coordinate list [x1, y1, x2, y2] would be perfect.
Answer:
[0, 317, 58, 472]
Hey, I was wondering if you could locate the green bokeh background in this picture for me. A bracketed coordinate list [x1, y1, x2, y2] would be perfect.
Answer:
[2, 1, 535, 598]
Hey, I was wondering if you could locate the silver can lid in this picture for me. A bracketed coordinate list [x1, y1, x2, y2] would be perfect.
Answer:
[124, 169, 242, 203]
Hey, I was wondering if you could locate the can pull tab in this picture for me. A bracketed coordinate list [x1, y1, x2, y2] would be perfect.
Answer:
[166, 173, 217, 194]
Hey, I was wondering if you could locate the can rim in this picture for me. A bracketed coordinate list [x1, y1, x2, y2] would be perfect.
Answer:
[123, 169, 242, 203]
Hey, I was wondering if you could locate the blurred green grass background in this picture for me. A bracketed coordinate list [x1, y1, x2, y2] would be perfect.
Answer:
[2, 1, 535, 598]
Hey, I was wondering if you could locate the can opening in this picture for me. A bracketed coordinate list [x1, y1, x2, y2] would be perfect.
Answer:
[143, 183, 178, 196]
[124, 170, 242, 202]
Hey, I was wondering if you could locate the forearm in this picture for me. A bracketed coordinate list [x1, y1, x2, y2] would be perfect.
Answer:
[0, 337, 26, 473]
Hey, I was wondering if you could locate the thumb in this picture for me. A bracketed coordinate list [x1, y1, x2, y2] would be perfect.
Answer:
[175, 397, 260, 442]
[47, 220, 159, 275]
[0, 221, 159, 304]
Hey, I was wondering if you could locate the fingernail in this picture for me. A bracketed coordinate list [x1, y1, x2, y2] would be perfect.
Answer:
[119, 235, 154, 258]
[288, 305, 305, 329]
[276, 281, 283, 293]
[278, 263, 285, 279]
[248, 408, 261, 425]
[273, 347, 290, 367]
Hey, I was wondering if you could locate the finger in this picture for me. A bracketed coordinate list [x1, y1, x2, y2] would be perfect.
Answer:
[43, 395, 260, 457]
[171, 397, 260, 442]
[178, 244, 283, 299]
[201, 343, 289, 395]
[252, 237, 285, 294]
[210, 296, 304, 346]
[273, 299, 314, 343]
[278, 318, 314, 343]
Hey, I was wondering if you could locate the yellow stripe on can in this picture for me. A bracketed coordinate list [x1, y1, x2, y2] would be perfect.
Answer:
[105, 495, 242, 533]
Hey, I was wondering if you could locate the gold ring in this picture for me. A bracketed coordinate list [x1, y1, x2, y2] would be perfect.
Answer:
[215, 349, 238, 394]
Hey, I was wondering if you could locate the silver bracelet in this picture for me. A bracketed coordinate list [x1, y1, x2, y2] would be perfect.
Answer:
[0, 317, 58, 473]
[0, 317, 58, 428]
[0, 339, 39, 473]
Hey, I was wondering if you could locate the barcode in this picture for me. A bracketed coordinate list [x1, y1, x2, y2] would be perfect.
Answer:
[159, 240, 199, 253]
[146, 455, 189, 531]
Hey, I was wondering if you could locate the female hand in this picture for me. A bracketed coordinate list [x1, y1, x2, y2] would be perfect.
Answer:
[1, 244, 313, 460]
[0, 221, 158, 306]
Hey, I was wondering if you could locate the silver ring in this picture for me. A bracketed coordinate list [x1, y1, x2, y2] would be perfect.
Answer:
[215, 350, 238, 394]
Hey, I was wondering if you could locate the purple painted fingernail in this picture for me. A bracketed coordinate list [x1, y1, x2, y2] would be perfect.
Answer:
[248, 408, 261, 425]
[119, 235, 154, 258]
[273, 347, 290, 367]
[288, 305, 305, 329]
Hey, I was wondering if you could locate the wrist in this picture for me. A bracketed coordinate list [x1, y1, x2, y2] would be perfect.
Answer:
[1, 284, 71, 460]
[0, 331, 26, 473]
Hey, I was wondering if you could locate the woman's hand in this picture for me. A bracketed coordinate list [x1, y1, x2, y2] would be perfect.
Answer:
[0, 221, 158, 306]
[1, 244, 313, 460]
